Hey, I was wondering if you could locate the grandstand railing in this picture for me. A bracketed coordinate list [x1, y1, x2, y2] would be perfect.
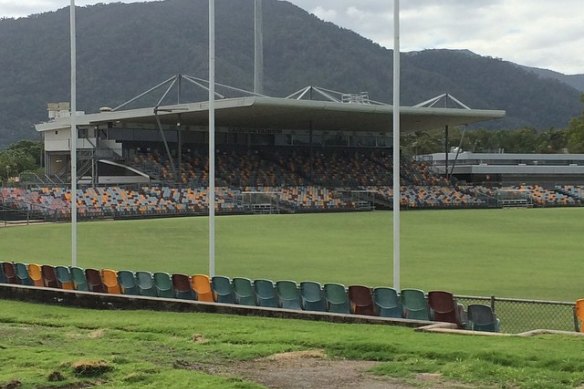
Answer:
[455, 295, 576, 334]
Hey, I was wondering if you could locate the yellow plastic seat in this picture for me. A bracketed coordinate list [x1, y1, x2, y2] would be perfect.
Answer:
[191, 274, 214, 302]
[576, 299, 584, 333]
[27, 264, 43, 287]
[101, 269, 121, 294]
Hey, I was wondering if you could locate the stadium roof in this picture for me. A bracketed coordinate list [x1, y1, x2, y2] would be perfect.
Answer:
[36, 95, 505, 134]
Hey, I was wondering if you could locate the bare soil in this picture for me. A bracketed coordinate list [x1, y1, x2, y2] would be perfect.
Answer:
[176, 349, 472, 389]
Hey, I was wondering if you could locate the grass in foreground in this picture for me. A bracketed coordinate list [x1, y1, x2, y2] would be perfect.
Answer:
[0, 299, 583, 388]
[0, 208, 583, 300]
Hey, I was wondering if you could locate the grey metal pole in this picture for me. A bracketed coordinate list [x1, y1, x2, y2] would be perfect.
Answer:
[392, 0, 401, 291]
[445, 125, 449, 180]
[208, 0, 216, 277]
[254, 0, 263, 94]
[70, 0, 78, 267]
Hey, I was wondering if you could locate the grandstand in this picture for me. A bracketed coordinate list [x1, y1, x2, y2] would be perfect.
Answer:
[0, 76, 515, 219]
[22, 77, 584, 215]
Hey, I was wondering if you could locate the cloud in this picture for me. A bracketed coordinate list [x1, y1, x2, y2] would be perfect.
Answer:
[296, 0, 584, 74]
[311, 6, 337, 22]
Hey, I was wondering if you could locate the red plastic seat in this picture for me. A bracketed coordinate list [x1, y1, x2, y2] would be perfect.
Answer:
[348, 285, 376, 316]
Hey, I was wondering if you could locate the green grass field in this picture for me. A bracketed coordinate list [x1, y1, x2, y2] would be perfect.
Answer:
[1, 208, 582, 301]
[1, 299, 584, 389]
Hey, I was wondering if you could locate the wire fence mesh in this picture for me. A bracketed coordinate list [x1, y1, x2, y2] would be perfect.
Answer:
[455, 295, 576, 334]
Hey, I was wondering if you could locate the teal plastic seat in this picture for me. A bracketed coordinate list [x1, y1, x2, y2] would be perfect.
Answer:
[70, 266, 89, 291]
[55, 266, 74, 289]
[153, 272, 174, 298]
[232, 277, 256, 306]
[276, 280, 301, 310]
[136, 271, 157, 297]
[324, 283, 351, 314]
[117, 270, 140, 295]
[372, 287, 402, 318]
[300, 281, 326, 312]
[467, 304, 500, 332]
[254, 279, 278, 307]
[211, 276, 235, 304]
[14, 262, 33, 286]
[401, 288, 430, 320]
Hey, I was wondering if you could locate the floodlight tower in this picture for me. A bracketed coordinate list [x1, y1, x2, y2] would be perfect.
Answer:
[70, 0, 78, 267]
[254, 0, 264, 94]
[208, 0, 216, 276]
[392, 0, 401, 291]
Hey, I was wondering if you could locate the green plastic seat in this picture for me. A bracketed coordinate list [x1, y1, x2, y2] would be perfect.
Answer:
[172, 273, 195, 300]
[117, 270, 140, 295]
[153, 272, 174, 298]
[70, 266, 89, 291]
[136, 271, 157, 297]
[211, 276, 235, 304]
[14, 262, 33, 286]
[276, 280, 301, 310]
[324, 283, 350, 314]
[232, 277, 256, 306]
[254, 279, 278, 307]
[401, 288, 430, 321]
[300, 281, 326, 312]
[372, 287, 402, 318]
[467, 304, 500, 332]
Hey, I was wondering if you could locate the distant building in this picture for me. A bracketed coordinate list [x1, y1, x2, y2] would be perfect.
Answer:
[419, 151, 584, 186]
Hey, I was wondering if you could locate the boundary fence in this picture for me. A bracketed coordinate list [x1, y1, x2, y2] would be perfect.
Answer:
[455, 295, 576, 333]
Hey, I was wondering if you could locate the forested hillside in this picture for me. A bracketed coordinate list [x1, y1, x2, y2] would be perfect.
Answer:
[0, 0, 582, 147]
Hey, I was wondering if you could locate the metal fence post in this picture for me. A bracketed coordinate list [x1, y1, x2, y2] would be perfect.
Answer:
[491, 295, 496, 313]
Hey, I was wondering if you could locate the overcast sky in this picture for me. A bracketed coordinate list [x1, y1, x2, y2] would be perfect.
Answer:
[1, 0, 582, 74]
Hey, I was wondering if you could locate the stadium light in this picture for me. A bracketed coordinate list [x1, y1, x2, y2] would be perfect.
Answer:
[70, 0, 78, 267]
[208, 0, 216, 277]
[393, 0, 401, 291]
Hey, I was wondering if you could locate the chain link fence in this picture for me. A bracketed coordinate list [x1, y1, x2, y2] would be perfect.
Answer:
[455, 295, 576, 334]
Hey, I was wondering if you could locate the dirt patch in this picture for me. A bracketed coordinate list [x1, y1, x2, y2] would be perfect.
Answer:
[233, 352, 404, 389]
[175, 350, 473, 389]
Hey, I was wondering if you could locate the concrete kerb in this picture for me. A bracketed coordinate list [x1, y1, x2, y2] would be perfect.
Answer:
[0, 283, 435, 328]
[416, 322, 584, 337]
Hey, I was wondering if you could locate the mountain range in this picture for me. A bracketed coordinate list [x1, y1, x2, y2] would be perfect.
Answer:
[0, 0, 582, 148]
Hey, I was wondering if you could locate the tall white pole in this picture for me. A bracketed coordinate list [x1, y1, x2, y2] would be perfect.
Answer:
[392, 0, 401, 291]
[254, 0, 263, 94]
[70, 0, 78, 267]
[208, 0, 216, 277]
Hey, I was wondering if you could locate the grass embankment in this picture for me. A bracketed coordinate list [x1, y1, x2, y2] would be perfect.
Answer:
[0, 299, 583, 388]
[0, 208, 582, 300]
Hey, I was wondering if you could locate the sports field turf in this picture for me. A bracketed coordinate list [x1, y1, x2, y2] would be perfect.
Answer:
[1, 299, 584, 389]
[1, 208, 582, 301]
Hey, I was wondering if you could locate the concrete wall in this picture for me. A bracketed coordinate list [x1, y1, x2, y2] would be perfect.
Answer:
[0, 284, 432, 328]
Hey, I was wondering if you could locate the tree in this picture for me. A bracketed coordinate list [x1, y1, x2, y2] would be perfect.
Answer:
[0, 140, 42, 179]
[567, 94, 584, 153]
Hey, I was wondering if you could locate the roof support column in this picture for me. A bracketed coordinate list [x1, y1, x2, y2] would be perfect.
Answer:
[444, 125, 449, 180]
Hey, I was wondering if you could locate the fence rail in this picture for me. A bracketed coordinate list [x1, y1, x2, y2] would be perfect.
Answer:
[455, 295, 576, 334]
